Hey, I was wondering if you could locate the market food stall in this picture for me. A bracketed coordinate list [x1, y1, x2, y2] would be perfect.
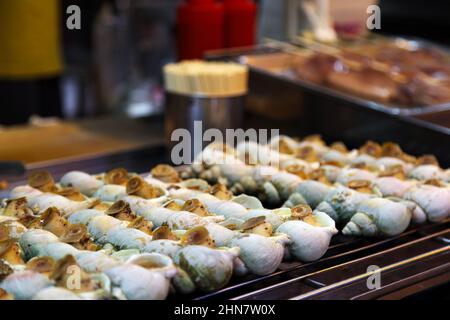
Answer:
[0, 0, 449, 303]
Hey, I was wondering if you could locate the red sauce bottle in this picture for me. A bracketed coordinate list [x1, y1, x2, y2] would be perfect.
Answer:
[223, 0, 257, 48]
[176, 0, 225, 60]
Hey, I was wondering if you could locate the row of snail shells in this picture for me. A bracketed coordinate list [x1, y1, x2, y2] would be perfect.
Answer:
[1, 193, 201, 298]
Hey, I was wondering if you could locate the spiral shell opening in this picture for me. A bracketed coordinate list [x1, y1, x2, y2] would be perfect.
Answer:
[0, 288, 13, 300]
[379, 165, 406, 180]
[152, 225, 177, 240]
[40, 207, 69, 237]
[128, 216, 153, 235]
[307, 168, 330, 184]
[303, 134, 325, 145]
[56, 188, 85, 202]
[290, 204, 320, 226]
[278, 139, 295, 155]
[330, 141, 348, 153]
[359, 140, 382, 158]
[50, 255, 99, 292]
[285, 164, 308, 178]
[241, 216, 273, 236]
[3, 197, 31, 219]
[126, 177, 164, 199]
[291, 204, 313, 220]
[0, 240, 24, 264]
[0, 224, 11, 242]
[181, 199, 210, 217]
[26, 257, 56, 275]
[210, 183, 233, 200]
[295, 146, 318, 162]
[320, 160, 345, 168]
[60, 224, 88, 244]
[163, 200, 183, 211]
[106, 200, 135, 221]
[151, 164, 181, 183]
[424, 179, 445, 187]
[382, 142, 403, 158]
[0, 260, 13, 281]
[180, 179, 211, 192]
[347, 180, 373, 194]
[241, 216, 266, 230]
[180, 226, 214, 247]
[104, 168, 129, 185]
[417, 155, 439, 167]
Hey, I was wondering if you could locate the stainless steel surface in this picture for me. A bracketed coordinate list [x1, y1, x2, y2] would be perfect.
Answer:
[164, 92, 245, 160]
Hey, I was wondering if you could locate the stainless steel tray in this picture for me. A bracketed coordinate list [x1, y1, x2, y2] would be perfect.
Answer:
[206, 37, 450, 117]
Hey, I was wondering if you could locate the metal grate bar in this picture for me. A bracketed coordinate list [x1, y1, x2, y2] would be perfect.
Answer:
[228, 228, 449, 300]
[290, 246, 450, 300]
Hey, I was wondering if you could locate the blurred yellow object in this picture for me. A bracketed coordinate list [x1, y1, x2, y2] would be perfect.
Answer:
[0, 0, 63, 78]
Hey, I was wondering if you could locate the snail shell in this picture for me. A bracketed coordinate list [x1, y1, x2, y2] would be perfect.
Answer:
[277, 212, 337, 261]
[343, 198, 411, 237]
[404, 185, 450, 222]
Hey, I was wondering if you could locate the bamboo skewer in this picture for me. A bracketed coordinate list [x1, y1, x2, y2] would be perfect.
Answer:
[301, 0, 337, 43]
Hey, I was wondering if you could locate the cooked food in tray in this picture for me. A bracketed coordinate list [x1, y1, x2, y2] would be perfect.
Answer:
[246, 39, 450, 108]
[1, 136, 449, 300]
[1, 166, 337, 300]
